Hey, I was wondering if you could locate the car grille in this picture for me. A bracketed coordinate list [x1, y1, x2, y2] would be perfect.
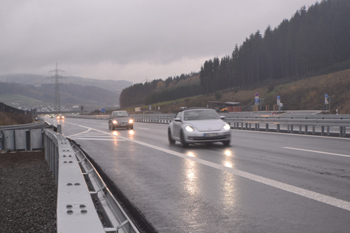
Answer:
[188, 135, 229, 141]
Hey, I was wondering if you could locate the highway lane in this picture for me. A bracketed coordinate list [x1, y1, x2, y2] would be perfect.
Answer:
[47, 117, 350, 233]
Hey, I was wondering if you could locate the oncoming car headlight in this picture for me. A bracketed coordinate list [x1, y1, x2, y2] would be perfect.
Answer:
[112, 120, 118, 124]
[185, 126, 194, 132]
[223, 123, 231, 130]
[128, 119, 134, 124]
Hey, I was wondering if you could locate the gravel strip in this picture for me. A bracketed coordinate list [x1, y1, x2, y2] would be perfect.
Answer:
[0, 150, 57, 233]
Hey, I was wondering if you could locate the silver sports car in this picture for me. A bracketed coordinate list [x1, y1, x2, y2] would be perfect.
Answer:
[168, 108, 231, 147]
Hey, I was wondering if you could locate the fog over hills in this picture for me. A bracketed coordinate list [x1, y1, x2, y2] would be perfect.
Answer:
[0, 74, 133, 111]
[0, 74, 132, 93]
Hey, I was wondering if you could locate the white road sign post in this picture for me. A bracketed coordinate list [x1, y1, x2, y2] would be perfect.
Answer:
[255, 92, 259, 106]
[277, 96, 281, 111]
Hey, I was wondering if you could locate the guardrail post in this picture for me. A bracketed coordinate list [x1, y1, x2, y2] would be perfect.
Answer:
[339, 126, 346, 137]
[266, 124, 269, 131]
[299, 125, 302, 134]
[305, 125, 308, 134]
[255, 123, 259, 131]
[327, 126, 330, 136]
[290, 125, 294, 133]
[312, 126, 315, 135]
[245, 123, 248, 130]
[277, 124, 280, 132]
[249, 123, 251, 130]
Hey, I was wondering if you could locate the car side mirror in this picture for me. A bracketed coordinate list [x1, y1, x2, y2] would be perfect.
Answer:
[174, 118, 181, 122]
[220, 116, 225, 119]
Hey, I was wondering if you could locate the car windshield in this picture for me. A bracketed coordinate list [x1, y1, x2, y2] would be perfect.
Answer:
[183, 109, 220, 121]
[113, 111, 129, 117]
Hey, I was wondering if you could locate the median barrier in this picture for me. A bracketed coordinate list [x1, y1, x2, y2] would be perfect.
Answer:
[44, 129, 140, 233]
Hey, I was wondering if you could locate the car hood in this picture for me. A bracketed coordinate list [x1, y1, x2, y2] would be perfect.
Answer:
[186, 120, 225, 132]
[113, 117, 130, 122]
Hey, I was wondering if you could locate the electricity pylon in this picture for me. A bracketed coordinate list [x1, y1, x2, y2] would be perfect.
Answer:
[48, 63, 66, 111]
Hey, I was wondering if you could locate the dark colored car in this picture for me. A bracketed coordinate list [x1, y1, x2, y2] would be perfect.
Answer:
[108, 111, 134, 130]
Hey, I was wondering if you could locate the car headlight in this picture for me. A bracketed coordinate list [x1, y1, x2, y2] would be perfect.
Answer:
[112, 120, 118, 124]
[128, 119, 133, 124]
[223, 123, 231, 130]
[185, 126, 194, 132]
[62, 116, 65, 119]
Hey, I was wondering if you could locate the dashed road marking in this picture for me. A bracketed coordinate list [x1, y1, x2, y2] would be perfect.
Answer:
[284, 147, 350, 158]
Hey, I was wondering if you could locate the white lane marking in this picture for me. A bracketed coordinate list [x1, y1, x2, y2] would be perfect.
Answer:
[284, 147, 350, 158]
[66, 128, 92, 137]
[69, 123, 350, 211]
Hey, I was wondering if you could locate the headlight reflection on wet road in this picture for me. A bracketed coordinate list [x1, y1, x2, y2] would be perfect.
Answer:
[128, 130, 134, 139]
[224, 149, 235, 168]
[184, 152, 198, 196]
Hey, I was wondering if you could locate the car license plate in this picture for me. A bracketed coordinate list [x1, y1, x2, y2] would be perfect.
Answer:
[204, 133, 218, 137]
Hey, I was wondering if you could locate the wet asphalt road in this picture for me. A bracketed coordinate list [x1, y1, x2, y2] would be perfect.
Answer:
[47, 117, 350, 233]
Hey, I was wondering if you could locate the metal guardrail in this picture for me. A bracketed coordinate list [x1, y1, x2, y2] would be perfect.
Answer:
[130, 113, 350, 137]
[0, 121, 53, 150]
[131, 114, 174, 124]
[226, 118, 349, 137]
[65, 114, 109, 120]
[0, 121, 48, 130]
[73, 144, 139, 233]
[44, 129, 139, 233]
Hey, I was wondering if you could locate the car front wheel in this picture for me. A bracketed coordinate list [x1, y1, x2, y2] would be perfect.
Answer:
[222, 140, 230, 146]
[180, 130, 188, 147]
[168, 128, 175, 145]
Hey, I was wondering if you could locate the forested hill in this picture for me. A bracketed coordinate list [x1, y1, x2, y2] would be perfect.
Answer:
[120, 73, 200, 108]
[120, 0, 350, 108]
[200, 0, 350, 94]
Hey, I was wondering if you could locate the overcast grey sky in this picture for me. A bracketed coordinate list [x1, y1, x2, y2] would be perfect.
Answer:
[1, 0, 318, 84]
